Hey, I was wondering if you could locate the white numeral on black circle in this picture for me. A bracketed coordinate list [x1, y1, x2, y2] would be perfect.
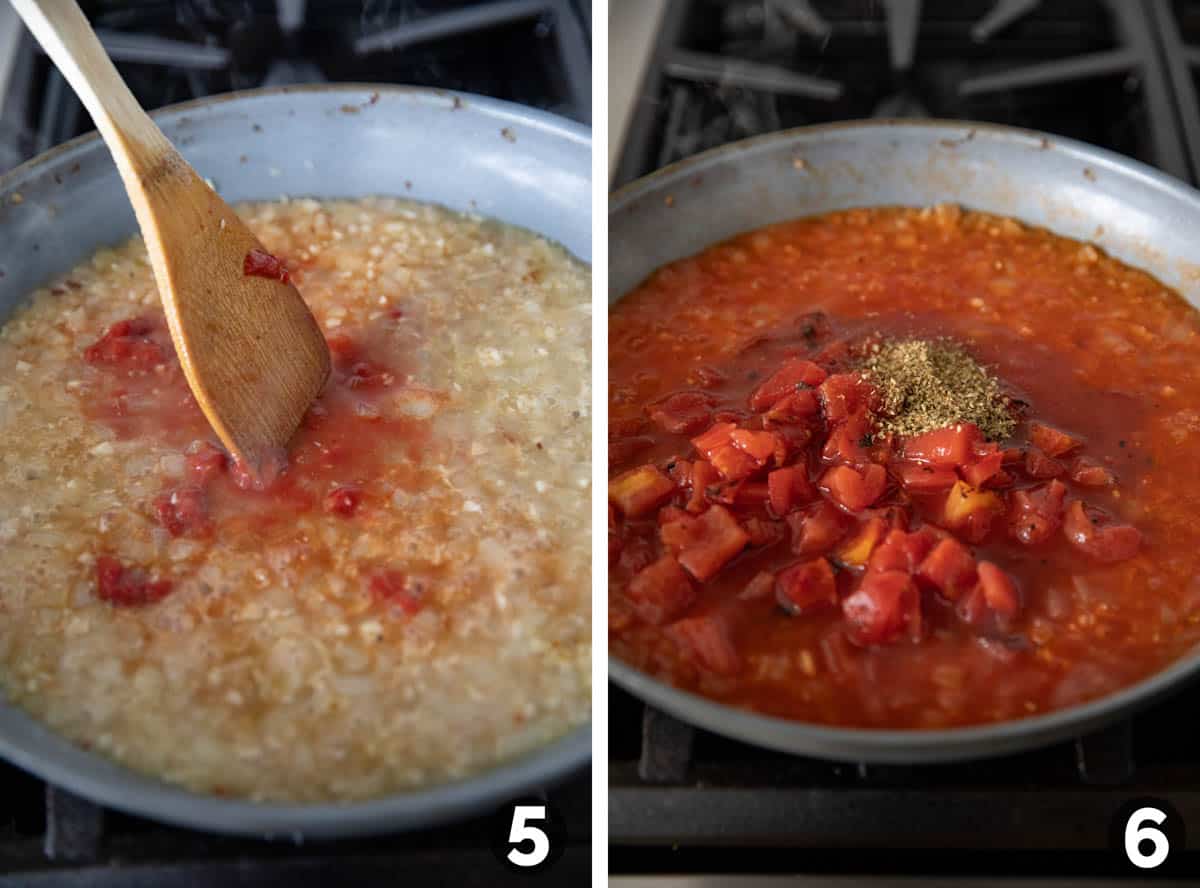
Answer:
[507, 804, 550, 868]
[1124, 805, 1170, 869]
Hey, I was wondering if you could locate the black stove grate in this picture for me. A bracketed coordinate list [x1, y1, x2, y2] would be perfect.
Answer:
[614, 0, 1191, 187]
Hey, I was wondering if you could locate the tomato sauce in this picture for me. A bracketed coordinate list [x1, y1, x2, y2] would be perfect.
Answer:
[78, 309, 435, 600]
[609, 205, 1200, 729]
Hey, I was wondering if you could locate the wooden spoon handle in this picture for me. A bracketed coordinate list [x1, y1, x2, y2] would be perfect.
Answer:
[10, 0, 174, 176]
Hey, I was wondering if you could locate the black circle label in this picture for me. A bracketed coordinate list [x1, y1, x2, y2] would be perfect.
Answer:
[488, 795, 568, 874]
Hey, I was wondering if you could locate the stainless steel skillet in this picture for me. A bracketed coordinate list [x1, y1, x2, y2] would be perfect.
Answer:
[609, 119, 1200, 764]
[0, 84, 590, 838]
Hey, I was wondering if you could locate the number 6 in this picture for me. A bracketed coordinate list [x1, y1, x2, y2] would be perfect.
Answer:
[1125, 806, 1169, 869]
[508, 804, 550, 868]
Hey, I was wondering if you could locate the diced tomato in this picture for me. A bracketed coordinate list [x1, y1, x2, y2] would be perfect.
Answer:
[660, 504, 749, 581]
[842, 570, 919, 645]
[688, 461, 719, 513]
[915, 537, 977, 601]
[818, 373, 877, 425]
[986, 470, 1016, 489]
[185, 440, 227, 484]
[961, 447, 1004, 488]
[1063, 500, 1142, 563]
[900, 423, 981, 468]
[324, 484, 363, 517]
[692, 423, 761, 481]
[628, 555, 696, 625]
[749, 358, 827, 412]
[609, 465, 676, 517]
[666, 613, 740, 675]
[95, 556, 172, 607]
[762, 389, 819, 427]
[618, 536, 657, 575]
[767, 465, 815, 516]
[867, 527, 939, 575]
[787, 500, 851, 556]
[1071, 457, 1115, 488]
[832, 516, 887, 569]
[730, 428, 779, 464]
[667, 459, 693, 489]
[1029, 422, 1082, 458]
[739, 570, 776, 601]
[609, 596, 635, 632]
[1024, 446, 1065, 480]
[1008, 479, 1067, 545]
[776, 558, 837, 615]
[243, 247, 291, 283]
[822, 412, 872, 465]
[648, 391, 716, 435]
[658, 505, 689, 526]
[976, 561, 1019, 618]
[941, 480, 1003, 543]
[83, 317, 166, 370]
[895, 462, 958, 493]
[742, 516, 786, 548]
[152, 485, 211, 538]
[368, 570, 424, 615]
[820, 463, 887, 512]
[956, 585, 989, 628]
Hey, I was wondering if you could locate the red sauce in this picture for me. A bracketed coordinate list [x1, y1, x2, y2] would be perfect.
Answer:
[95, 556, 172, 607]
[78, 311, 435, 604]
[242, 247, 291, 284]
[610, 206, 1200, 729]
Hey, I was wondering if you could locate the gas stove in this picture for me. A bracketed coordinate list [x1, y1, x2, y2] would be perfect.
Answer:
[0, 0, 591, 174]
[614, 0, 1200, 187]
[611, 0, 1200, 881]
[0, 2, 590, 885]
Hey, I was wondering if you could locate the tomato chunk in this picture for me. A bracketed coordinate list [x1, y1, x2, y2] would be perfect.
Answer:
[788, 500, 852, 556]
[730, 428, 780, 464]
[941, 480, 1003, 544]
[739, 570, 776, 601]
[688, 460, 719, 513]
[1024, 446, 1065, 480]
[818, 373, 877, 425]
[609, 465, 676, 517]
[243, 247, 291, 283]
[660, 504, 749, 581]
[152, 485, 210, 538]
[896, 462, 958, 493]
[961, 447, 1004, 488]
[843, 570, 919, 645]
[776, 558, 837, 615]
[95, 556, 172, 607]
[1070, 457, 1115, 488]
[915, 537, 977, 601]
[867, 527, 939, 575]
[369, 570, 424, 615]
[749, 358, 827, 412]
[648, 391, 716, 436]
[628, 555, 696, 624]
[767, 465, 815, 516]
[901, 423, 981, 468]
[185, 440, 227, 484]
[1008, 479, 1067, 545]
[1029, 422, 1081, 458]
[763, 389, 820, 426]
[666, 613, 740, 675]
[324, 484, 363, 517]
[820, 463, 887, 512]
[1063, 500, 1142, 563]
[83, 317, 166, 370]
[691, 422, 761, 481]
[822, 412, 872, 466]
[832, 516, 887, 569]
[976, 561, 1020, 618]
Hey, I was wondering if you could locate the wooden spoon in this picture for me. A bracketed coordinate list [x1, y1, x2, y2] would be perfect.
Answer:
[12, 0, 330, 481]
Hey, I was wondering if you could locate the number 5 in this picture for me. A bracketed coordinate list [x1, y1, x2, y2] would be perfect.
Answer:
[1125, 806, 1169, 869]
[508, 804, 550, 868]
